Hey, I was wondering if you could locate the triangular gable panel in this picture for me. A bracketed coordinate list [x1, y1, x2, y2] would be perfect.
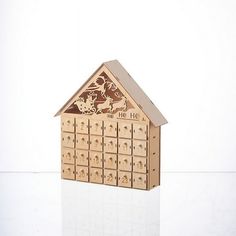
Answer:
[61, 65, 149, 122]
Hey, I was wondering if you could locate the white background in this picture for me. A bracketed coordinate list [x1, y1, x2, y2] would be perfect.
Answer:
[1, 0, 236, 172]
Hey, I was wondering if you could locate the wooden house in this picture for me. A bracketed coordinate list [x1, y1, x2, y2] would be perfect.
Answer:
[55, 60, 167, 190]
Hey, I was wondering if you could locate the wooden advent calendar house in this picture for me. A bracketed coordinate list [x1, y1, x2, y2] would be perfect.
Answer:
[55, 60, 167, 190]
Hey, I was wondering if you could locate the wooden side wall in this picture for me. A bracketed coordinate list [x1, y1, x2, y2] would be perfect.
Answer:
[148, 124, 160, 189]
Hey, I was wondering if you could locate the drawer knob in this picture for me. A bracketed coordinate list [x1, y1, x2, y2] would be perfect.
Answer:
[123, 159, 128, 164]
[107, 173, 113, 181]
[94, 155, 99, 163]
[66, 120, 71, 124]
[66, 152, 71, 160]
[138, 176, 143, 182]
[139, 127, 143, 131]
[121, 175, 128, 183]
[123, 143, 128, 150]
[137, 161, 143, 169]
[79, 169, 85, 177]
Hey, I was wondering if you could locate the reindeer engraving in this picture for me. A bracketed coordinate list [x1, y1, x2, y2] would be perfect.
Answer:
[111, 96, 127, 113]
[96, 96, 113, 114]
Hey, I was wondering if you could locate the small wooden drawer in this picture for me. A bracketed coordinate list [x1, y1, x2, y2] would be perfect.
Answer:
[104, 121, 117, 137]
[90, 136, 103, 152]
[133, 157, 147, 173]
[133, 140, 147, 156]
[118, 171, 132, 188]
[104, 153, 117, 169]
[104, 137, 117, 153]
[76, 118, 88, 134]
[90, 167, 103, 184]
[133, 124, 147, 140]
[104, 169, 117, 186]
[61, 148, 75, 164]
[118, 139, 132, 155]
[90, 120, 103, 135]
[133, 173, 147, 190]
[118, 155, 132, 171]
[62, 163, 75, 180]
[90, 151, 103, 168]
[118, 122, 132, 138]
[76, 150, 88, 166]
[76, 134, 89, 150]
[76, 166, 89, 182]
[62, 132, 75, 148]
[61, 116, 74, 132]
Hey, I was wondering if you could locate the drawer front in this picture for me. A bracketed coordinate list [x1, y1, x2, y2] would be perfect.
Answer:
[104, 169, 117, 186]
[62, 164, 75, 180]
[76, 134, 89, 150]
[104, 137, 117, 153]
[90, 151, 103, 168]
[133, 124, 147, 140]
[76, 118, 88, 134]
[76, 150, 88, 166]
[133, 140, 147, 156]
[90, 168, 103, 184]
[133, 173, 147, 190]
[61, 116, 74, 132]
[62, 132, 75, 148]
[90, 136, 103, 152]
[61, 148, 75, 164]
[90, 120, 103, 135]
[76, 166, 89, 182]
[118, 122, 132, 138]
[118, 155, 132, 171]
[104, 153, 117, 169]
[104, 121, 117, 137]
[118, 171, 132, 188]
[133, 157, 147, 173]
[118, 139, 132, 155]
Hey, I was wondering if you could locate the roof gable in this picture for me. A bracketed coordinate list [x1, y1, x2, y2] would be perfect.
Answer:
[55, 60, 167, 127]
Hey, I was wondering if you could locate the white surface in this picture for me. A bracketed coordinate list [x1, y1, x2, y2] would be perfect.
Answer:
[1, 1, 236, 172]
[1, 173, 236, 236]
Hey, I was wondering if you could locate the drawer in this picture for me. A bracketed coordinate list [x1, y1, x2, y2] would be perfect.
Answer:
[133, 124, 147, 140]
[133, 140, 147, 156]
[90, 167, 103, 184]
[61, 148, 75, 164]
[61, 116, 74, 132]
[76, 166, 89, 182]
[133, 157, 147, 173]
[118, 155, 132, 171]
[104, 153, 117, 169]
[90, 151, 103, 168]
[104, 121, 117, 137]
[104, 137, 117, 153]
[61, 132, 75, 148]
[76, 117, 88, 134]
[118, 122, 132, 138]
[104, 169, 117, 186]
[118, 139, 132, 155]
[90, 136, 103, 152]
[76, 134, 89, 150]
[76, 150, 88, 166]
[118, 171, 132, 188]
[90, 120, 103, 135]
[133, 173, 147, 190]
[61, 163, 75, 180]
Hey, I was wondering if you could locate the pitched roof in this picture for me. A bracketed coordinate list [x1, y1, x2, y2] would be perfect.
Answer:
[55, 60, 167, 126]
